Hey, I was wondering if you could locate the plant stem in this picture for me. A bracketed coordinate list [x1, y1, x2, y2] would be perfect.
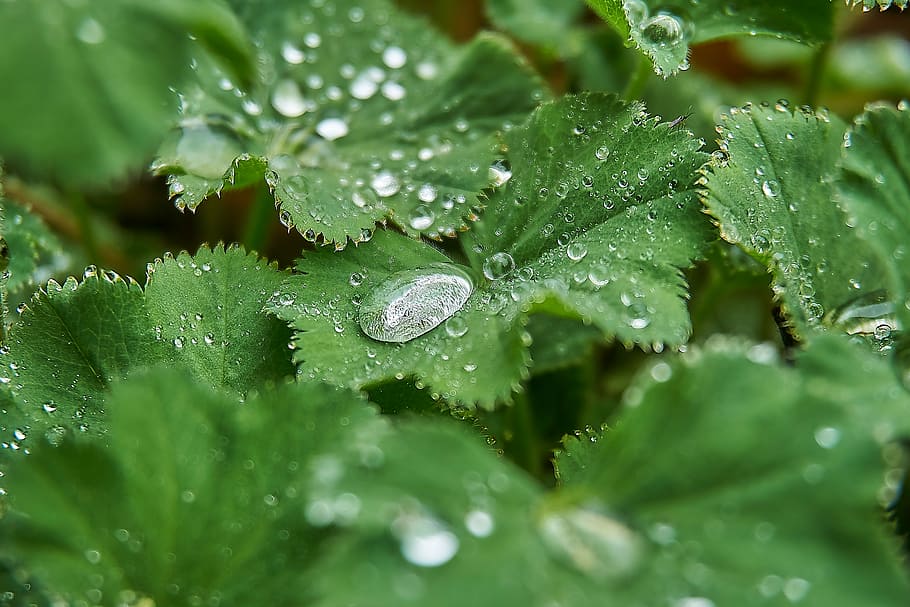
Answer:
[242, 186, 275, 254]
[623, 54, 653, 102]
[804, 41, 831, 108]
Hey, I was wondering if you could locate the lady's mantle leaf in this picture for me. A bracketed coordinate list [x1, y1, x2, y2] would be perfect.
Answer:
[585, 0, 833, 77]
[486, 0, 588, 49]
[847, 0, 908, 10]
[1, 368, 605, 606]
[835, 102, 910, 331]
[155, 0, 544, 248]
[1, 201, 65, 300]
[0, 0, 252, 188]
[703, 103, 891, 340]
[0, 246, 291, 450]
[268, 93, 711, 408]
[555, 336, 910, 606]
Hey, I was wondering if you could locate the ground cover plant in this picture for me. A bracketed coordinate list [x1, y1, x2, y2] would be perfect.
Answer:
[1, 0, 909, 605]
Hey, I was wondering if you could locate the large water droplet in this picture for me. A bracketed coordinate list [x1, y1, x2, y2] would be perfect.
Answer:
[371, 171, 401, 197]
[395, 512, 459, 567]
[640, 14, 685, 48]
[538, 506, 643, 580]
[382, 46, 408, 69]
[409, 205, 435, 230]
[482, 252, 515, 280]
[358, 264, 474, 343]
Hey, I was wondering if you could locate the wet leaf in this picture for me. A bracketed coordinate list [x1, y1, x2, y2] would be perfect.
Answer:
[585, 0, 834, 76]
[703, 103, 891, 340]
[556, 335, 910, 606]
[155, 0, 544, 247]
[0, 201, 65, 299]
[268, 93, 711, 408]
[0, 0, 252, 187]
[486, 0, 588, 49]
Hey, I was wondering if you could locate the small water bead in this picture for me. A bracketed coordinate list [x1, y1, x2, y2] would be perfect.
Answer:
[444, 316, 469, 338]
[281, 41, 305, 64]
[397, 514, 459, 568]
[640, 13, 685, 48]
[566, 242, 588, 261]
[381, 81, 406, 100]
[674, 599, 715, 607]
[350, 73, 379, 99]
[418, 183, 438, 203]
[464, 510, 494, 537]
[595, 146, 610, 161]
[358, 264, 474, 343]
[761, 179, 781, 198]
[482, 252, 516, 280]
[272, 79, 308, 117]
[303, 32, 321, 48]
[76, 17, 105, 45]
[488, 160, 512, 187]
[382, 46, 407, 69]
[814, 426, 841, 449]
[371, 171, 401, 197]
[409, 206, 435, 230]
[315, 117, 349, 141]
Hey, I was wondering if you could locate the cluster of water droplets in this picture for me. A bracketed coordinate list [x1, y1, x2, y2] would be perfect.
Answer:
[623, 0, 691, 77]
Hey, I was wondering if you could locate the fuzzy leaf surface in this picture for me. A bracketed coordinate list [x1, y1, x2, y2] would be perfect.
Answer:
[269, 93, 711, 408]
[156, 0, 543, 247]
[556, 336, 910, 606]
[486, 0, 587, 48]
[0, 0, 251, 187]
[0, 246, 291, 449]
[835, 102, 910, 329]
[585, 0, 833, 76]
[145, 245, 294, 393]
[0, 368, 384, 606]
[703, 104, 890, 339]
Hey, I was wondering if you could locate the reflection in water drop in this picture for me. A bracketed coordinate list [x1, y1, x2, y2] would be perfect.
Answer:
[358, 264, 474, 343]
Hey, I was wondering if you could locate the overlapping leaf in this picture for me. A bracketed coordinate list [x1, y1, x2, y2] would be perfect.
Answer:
[703, 103, 891, 339]
[268, 93, 712, 408]
[586, 0, 834, 76]
[1, 367, 610, 606]
[835, 102, 910, 330]
[486, 0, 588, 49]
[0, 0, 253, 187]
[0, 201, 65, 300]
[0, 245, 292, 449]
[556, 336, 910, 606]
[155, 0, 544, 247]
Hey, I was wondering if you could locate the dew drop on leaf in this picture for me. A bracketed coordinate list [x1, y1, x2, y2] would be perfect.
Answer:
[482, 252, 516, 280]
[271, 79, 309, 118]
[358, 264, 474, 343]
[394, 511, 459, 567]
[382, 46, 408, 69]
[371, 171, 401, 197]
[409, 205, 435, 230]
[315, 117, 349, 141]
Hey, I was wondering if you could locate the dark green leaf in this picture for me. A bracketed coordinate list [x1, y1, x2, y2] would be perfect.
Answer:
[556, 336, 910, 606]
[155, 0, 544, 247]
[269, 93, 711, 408]
[703, 103, 891, 340]
[0, 0, 252, 187]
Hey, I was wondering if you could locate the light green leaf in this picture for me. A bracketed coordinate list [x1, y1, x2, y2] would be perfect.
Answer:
[144, 245, 294, 394]
[486, 0, 587, 49]
[703, 103, 891, 340]
[0, 246, 292, 448]
[586, 0, 834, 76]
[556, 335, 910, 606]
[0, 0, 252, 187]
[835, 102, 910, 330]
[0, 201, 65, 298]
[0, 367, 384, 606]
[155, 0, 544, 248]
[269, 93, 711, 408]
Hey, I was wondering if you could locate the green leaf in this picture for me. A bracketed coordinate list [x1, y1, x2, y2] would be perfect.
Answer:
[0, 0, 252, 188]
[269, 93, 711, 408]
[0, 201, 64, 298]
[703, 103, 891, 340]
[585, 0, 834, 76]
[556, 335, 910, 606]
[486, 0, 587, 49]
[0, 246, 292, 448]
[155, 0, 544, 248]
[835, 102, 910, 330]
[0, 367, 384, 606]
[847, 0, 909, 10]
[144, 245, 294, 394]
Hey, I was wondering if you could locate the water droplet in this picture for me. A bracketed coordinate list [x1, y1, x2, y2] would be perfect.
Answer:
[381, 81, 406, 100]
[566, 242, 588, 261]
[595, 146, 610, 160]
[783, 578, 811, 602]
[358, 264, 474, 343]
[444, 316, 468, 338]
[538, 507, 643, 581]
[761, 179, 780, 198]
[173, 337, 184, 349]
[640, 13, 685, 47]
[488, 160, 512, 187]
[409, 205, 435, 230]
[76, 18, 105, 44]
[304, 32, 322, 48]
[350, 73, 378, 99]
[482, 252, 515, 280]
[371, 171, 401, 197]
[814, 426, 841, 449]
[176, 125, 241, 180]
[395, 513, 459, 568]
[464, 510, 494, 537]
[674, 598, 715, 607]
[315, 117, 349, 141]
[281, 41, 305, 64]
[382, 46, 407, 69]
[272, 79, 308, 117]
[417, 184, 438, 203]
